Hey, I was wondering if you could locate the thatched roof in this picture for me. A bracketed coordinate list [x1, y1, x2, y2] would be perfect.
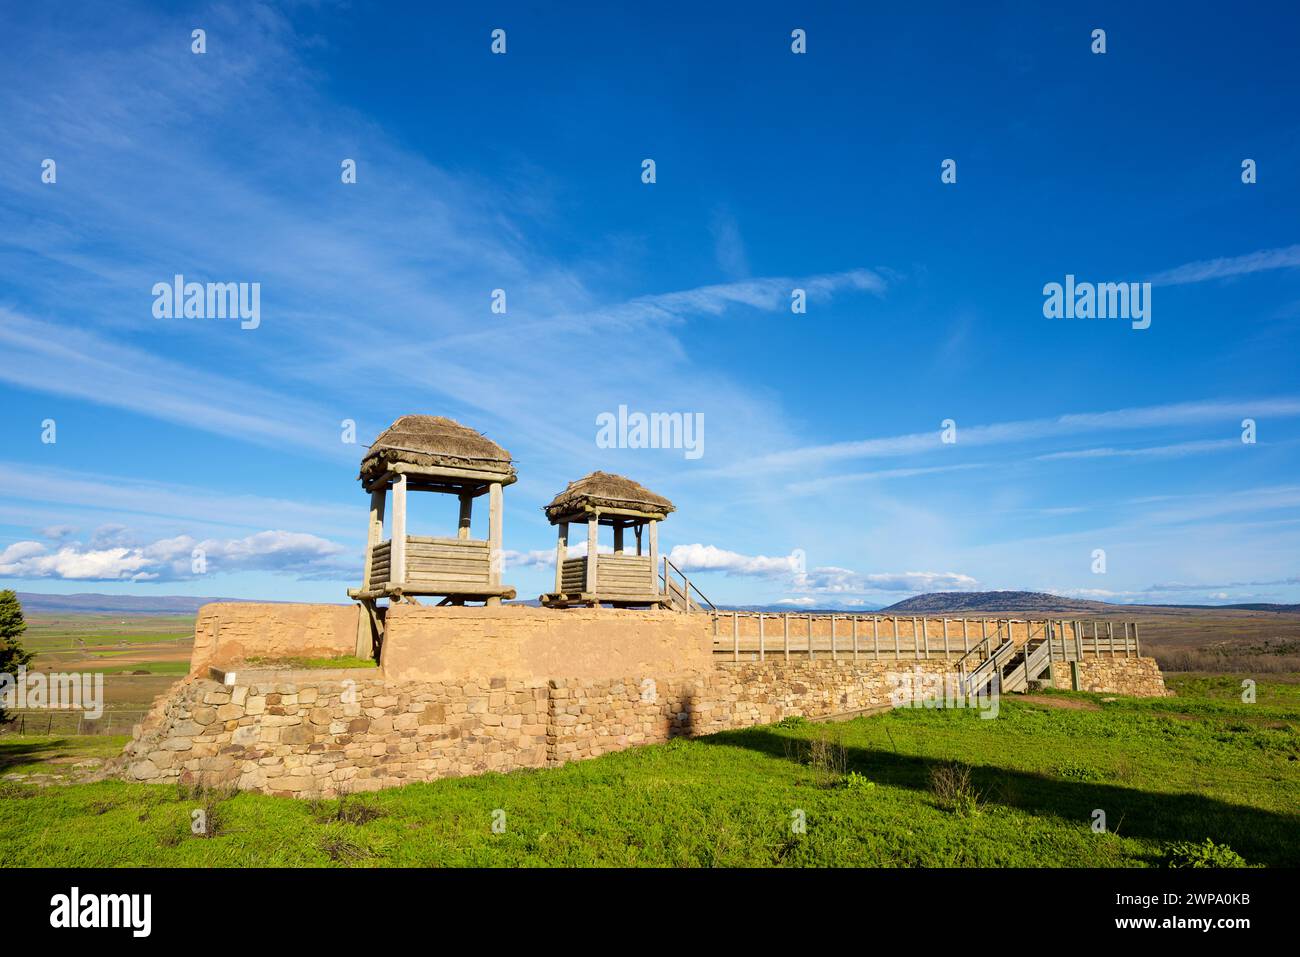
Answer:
[544, 471, 675, 521]
[360, 415, 515, 482]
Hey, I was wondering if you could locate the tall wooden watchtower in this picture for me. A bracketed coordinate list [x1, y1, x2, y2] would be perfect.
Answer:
[539, 471, 674, 608]
[347, 415, 517, 613]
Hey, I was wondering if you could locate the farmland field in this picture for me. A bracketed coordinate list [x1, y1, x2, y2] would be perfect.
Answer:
[2, 675, 1295, 868]
[3, 612, 195, 733]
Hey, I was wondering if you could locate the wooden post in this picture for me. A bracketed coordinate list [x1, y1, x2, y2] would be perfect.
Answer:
[921, 617, 930, 659]
[391, 473, 407, 587]
[457, 494, 473, 539]
[586, 513, 599, 594]
[732, 612, 739, 662]
[758, 613, 766, 662]
[808, 614, 814, 660]
[362, 486, 386, 588]
[1133, 621, 1141, 657]
[873, 616, 880, 659]
[941, 618, 950, 658]
[1108, 621, 1115, 657]
[486, 482, 503, 605]
[613, 523, 625, 555]
[893, 616, 900, 659]
[913, 617, 920, 660]
[852, 616, 859, 662]
[962, 618, 969, 652]
[647, 520, 659, 594]
[783, 613, 790, 661]
[831, 615, 837, 661]
[554, 522, 568, 595]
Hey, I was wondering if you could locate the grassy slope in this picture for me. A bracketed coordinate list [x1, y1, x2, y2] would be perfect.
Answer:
[1, 675, 1296, 868]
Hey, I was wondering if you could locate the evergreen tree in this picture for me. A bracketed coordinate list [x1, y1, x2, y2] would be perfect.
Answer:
[0, 590, 32, 722]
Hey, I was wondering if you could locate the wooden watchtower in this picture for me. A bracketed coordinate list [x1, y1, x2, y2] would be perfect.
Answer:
[539, 471, 674, 608]
[347, 415, 517, 611]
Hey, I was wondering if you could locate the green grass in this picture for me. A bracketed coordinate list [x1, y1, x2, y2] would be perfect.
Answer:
[242, 655, 378, 670]
[1, 678, 1296, 867]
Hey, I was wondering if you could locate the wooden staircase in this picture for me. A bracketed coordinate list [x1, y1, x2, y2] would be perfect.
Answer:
[956, 621, 1055, 696]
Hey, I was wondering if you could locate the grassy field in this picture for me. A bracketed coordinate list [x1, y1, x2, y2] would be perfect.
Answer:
[1, 674, 1295, 867]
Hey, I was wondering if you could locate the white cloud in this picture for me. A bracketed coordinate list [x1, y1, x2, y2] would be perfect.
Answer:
[0, 529, 349, 582]
[667, 543, 803, 577]
[797, 567, 981, 594]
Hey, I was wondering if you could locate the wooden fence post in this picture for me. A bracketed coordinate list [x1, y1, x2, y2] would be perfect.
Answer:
[758, 613, 765, 663]
[783, 613, 790, 662]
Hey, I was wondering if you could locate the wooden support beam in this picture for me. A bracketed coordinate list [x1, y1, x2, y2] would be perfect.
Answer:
[852, 616, 859, 662]
[486, 482, 503, 606]
[554, 522, 568, 596]
[647, 520, 659, 594]
[783, 613, 790, 662]
[613, 524, 625, 555]
[361, 487, 385, 589]
[830, 615, 837, 661]
[391, 474, 408, 587]
[759, 613, 766, 662]
[586, 514, 599, 594]
[808, 614, 815, 660]
[873, 616, 880, 659]
[458, 494, 473, 540]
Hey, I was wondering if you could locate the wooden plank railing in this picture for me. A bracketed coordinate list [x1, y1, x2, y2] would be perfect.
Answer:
[711, 612, 1141, 663]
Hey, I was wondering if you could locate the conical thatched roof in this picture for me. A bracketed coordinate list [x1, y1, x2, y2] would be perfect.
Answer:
[360, 415, 515, 482]
[544, 471, 675, 521]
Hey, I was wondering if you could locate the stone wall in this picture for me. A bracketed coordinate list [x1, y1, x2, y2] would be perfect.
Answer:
[122, 659, 958, 797]
[1050, 655, 1172, 696]
[123, 603, 1172, 798]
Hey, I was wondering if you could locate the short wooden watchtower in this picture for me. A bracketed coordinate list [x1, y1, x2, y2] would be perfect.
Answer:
[347, 415, 517, 609]
[539, 471, 674, 608]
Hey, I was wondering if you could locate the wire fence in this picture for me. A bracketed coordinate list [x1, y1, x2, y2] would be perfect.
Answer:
[0, 709, 148, 737]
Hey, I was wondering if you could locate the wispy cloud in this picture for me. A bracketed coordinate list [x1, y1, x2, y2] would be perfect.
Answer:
[1149, 243, 1300, 286]
[714, 397, 1300, 477]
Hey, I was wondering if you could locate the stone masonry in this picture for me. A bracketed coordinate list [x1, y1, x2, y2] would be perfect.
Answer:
[122, 604, 1172, 798]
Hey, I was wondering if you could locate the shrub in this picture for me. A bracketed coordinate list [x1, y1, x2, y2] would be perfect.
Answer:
[930, 761, 981, 816]
[1165, 839, 1248, 868]
[843, 770, 875, 791]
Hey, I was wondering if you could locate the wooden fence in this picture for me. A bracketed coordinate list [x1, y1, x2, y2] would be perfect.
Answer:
[711, 612, 1140, 663]
[0, 709, 147, 737]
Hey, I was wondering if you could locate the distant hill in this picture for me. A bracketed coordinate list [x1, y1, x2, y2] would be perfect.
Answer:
[883, 591, 1118, 615]
[15, 592, 275, 615]
[881, 591, 1300, 615]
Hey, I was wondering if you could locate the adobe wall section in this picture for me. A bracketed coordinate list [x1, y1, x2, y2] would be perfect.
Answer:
[190, 602, 360, 676]
[379, 605, 714, 683]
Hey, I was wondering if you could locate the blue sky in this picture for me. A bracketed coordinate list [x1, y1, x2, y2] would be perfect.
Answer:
[2, 1, 1299, 608]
